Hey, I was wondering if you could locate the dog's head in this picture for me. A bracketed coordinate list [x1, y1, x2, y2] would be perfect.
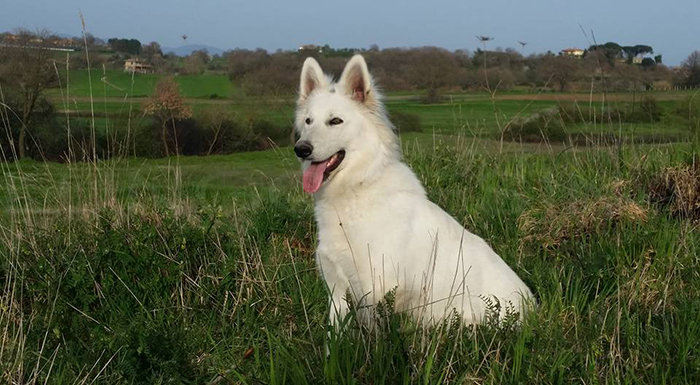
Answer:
[294, 55, 399, 194]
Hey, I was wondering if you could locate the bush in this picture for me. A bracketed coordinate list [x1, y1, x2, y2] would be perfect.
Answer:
[674, 96, 700, 133]
[207, 116, 282, 153]
[519, 192, 649, 252]
[135, 112, 292, 157]
[251, 118, 292, 148]
[624, 96, 662, 123]
[461, 68, 515, 91]
[648, 164, 700, 220]
[47, 120, 110, 161]
[178, 118, 207, 155]
[389, 111, 422, 133]
[557, 97, 662, 126]
[0, 97, 114, 162]
[205, 117, 249, 154]
[502, 108, 567, 142]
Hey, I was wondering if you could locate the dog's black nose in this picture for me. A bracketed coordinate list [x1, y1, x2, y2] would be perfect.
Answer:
[294, 141, 313, 159]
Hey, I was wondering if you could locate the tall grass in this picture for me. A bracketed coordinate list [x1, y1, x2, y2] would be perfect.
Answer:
[2, 135, 699, 383]
[1, 38, 700, 383]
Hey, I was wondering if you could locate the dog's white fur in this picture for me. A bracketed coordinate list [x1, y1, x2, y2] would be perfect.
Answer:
[295, 55, 533, 327]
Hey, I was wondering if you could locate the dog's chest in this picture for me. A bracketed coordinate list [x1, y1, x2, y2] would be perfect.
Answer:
[316, 190, 409, 275]
[313, 194, 397, 280]
[315, 200, 372, 258]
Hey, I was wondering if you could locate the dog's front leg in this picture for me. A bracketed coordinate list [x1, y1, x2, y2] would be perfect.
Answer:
[325, 291, 350, 356]
[328, 293, 350, 327]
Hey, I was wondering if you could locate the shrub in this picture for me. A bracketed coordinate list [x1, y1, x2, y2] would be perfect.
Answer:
[0, 98, 115, 162]
[131, 118, 162, 158]
[250, 118, 292, 148]
[502, 108, 567, 142]
[519, 192, 649, 252]
[648, 164, 700, 220]
[138, 117, 195, 157]
[121, 111, 294, 157]
[674, 96, 700, 133]
[624, 96, 662, 123]
[208, 116, 274, 153]
[557, 97, 662, 126]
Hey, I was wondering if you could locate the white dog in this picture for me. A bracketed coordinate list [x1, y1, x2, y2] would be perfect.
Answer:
[294, 55, 533, 328]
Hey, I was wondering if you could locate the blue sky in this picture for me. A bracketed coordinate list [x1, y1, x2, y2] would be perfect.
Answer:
[2, 0, 698, 65]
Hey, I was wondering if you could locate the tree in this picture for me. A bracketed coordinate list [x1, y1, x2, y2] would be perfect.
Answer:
[633, 45, 653, 58]
[682, 51, 700, 87]
[182, 49, 210, 75]
[143, 78, 192, 157]
[107, 38, 142, 55]
[142, 41, 163, 59]
[200, 107, 229, 155]
[226, 48, 270, 80]
[538, 55, 577, 91]
[641, 58, 656, 69]
[0, 28, 59, 159]
[241, 53, 299, 96]
[589, 42, 624, 66]
[405, 47, 458, 102]
[141, 42, 166, 72]
[622, 45, 654, 63]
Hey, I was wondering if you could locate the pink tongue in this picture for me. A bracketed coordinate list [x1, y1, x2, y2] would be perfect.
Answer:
[302, 161, 328, 193]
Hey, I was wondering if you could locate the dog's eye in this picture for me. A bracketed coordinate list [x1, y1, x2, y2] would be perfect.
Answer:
[305, 118, 312, 125]
[329, 117, 344, 126]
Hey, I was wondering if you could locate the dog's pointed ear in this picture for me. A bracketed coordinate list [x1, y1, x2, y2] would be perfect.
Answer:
[299, 57, 327, 101]
[339, 55, 373, 104]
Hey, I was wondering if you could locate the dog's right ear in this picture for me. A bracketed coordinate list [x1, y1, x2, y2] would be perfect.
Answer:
[299, 57, 327, 102]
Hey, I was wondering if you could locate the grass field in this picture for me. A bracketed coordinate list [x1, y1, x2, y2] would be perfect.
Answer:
[2, 130, 700, 383]
[47, 69, 237, 99]
[3, 75, 700, 382]
[45, 71, 699, 148]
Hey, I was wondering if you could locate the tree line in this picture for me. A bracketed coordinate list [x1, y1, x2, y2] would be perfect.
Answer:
[6, 28, 696, 96]
[221, 44, 700, 101]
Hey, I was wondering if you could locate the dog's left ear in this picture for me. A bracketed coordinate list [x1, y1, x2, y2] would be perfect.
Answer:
[339, 55, 373, 105]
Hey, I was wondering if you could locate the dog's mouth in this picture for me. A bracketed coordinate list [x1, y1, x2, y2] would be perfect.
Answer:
[302, 150, 345, 193]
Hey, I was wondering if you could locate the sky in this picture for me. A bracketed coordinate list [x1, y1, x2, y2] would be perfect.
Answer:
[1, 0, 698, 66]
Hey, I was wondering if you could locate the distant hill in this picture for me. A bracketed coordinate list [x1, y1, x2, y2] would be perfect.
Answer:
[35, 32, 226, 57]
[162, 44, 225, 57]
[55, 33, 78, 39]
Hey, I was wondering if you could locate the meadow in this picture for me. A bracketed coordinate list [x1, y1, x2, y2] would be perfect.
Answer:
[47, 69, 237, 99]
[44, 68, 696, 146]
[1, 72, 700, 383]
